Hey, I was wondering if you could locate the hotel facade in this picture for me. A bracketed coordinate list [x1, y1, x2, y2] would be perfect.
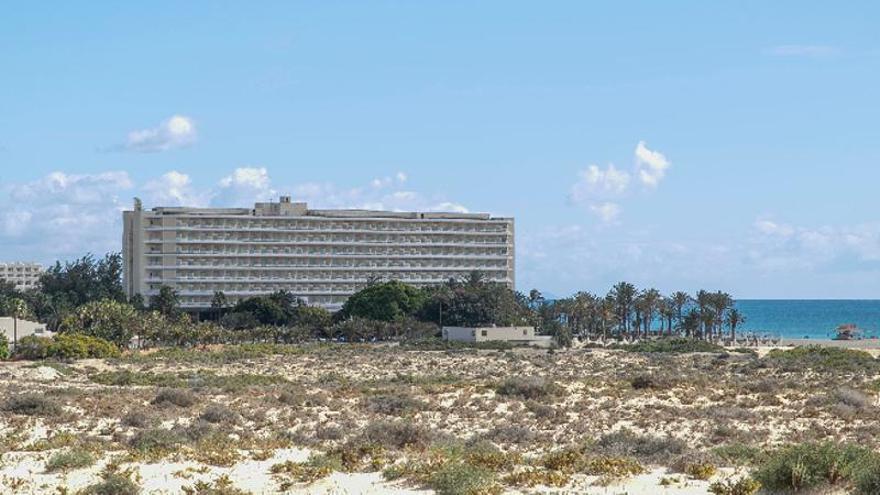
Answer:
[123, 197, 514, 311]
[0, 262, 44, 291]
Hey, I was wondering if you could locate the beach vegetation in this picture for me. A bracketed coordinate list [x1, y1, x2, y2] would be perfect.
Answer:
[45, 447, 96, 472]
[752, 442, 874, 492]
[763, 346, 876, 372]
[708, 477, 761, 495]
[496, 376, 562, 400]
[2, 393, 63, 417]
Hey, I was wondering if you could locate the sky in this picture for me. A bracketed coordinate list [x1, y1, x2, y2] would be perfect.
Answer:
[1, 1, 879, 299]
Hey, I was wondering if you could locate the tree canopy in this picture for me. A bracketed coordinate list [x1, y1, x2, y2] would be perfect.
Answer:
[338, 280, 427, 322]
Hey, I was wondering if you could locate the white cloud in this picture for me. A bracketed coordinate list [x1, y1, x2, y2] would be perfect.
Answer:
[1, 171, 134, 260]
[569, 164, 630, 204]
[754, 219, 795, 237]
[0, 169, 469, 264]
[569, 141, 671, 223]
[143, 171, 207, 207]
[589, 202, 621, 223]
[124, 115, 197, 152]
[214, 167, 276, 206]
[766, 45, 837, 58]
[635, 141, 670, 187]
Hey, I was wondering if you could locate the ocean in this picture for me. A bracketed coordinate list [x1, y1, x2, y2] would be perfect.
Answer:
[735, 300, 880, 340]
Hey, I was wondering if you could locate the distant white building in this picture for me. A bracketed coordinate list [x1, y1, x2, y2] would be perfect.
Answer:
[0, 317, 51, 346]
[0, 262, 43, 291]
[442, 326, 552, 347]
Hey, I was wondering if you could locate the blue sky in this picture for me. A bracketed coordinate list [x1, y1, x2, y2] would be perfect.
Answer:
[2, 1, 879, 298]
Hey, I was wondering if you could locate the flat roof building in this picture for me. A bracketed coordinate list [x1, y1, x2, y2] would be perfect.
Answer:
[0, 262, 43, 291]
[123, 197, 514, 312]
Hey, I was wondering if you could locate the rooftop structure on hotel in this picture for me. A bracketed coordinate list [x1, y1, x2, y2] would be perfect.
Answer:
[123, 197, 514, 311]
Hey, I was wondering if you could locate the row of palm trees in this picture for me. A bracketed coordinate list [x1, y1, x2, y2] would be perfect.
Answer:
[529, 282, 746, 342]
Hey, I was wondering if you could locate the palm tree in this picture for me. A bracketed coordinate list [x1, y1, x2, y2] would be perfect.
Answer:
[726, 308, 745, 343]
[609, 282, 636, 337]
[669, 291, 691, 336]
[695, 290, 712, 340]
[599, 297, 618, 342]
[10, 298, 28, 350]
[709, 291, 733, 341]
[641, 288, 662, 337]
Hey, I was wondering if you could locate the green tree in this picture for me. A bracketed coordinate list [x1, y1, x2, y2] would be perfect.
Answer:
[60, 299, 138, 348]
[210, 291, 228, 322]
[232, 293, 291, 326]
[38, 253, 125, 309]
[149, 285, 181, 317]
[339, 280, 426, 322]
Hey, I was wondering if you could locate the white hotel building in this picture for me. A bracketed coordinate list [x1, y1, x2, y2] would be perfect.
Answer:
[123, 197, 514, 311]
[0, 262, 44, 291]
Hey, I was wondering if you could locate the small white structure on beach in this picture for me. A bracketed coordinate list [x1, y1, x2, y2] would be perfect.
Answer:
[0, 317, 52, 346]
[442, 326, 552, 347]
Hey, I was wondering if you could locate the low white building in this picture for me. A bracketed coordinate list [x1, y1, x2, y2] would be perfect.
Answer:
[0, 317, 52, 346]
[442, 326, 552, 346]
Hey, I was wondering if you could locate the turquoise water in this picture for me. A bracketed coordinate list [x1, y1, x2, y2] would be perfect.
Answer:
[735, 300, 880, 340]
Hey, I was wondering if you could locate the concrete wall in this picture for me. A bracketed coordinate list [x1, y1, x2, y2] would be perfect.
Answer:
[0, 318, 51, 345]
[443, 326, 537, 343]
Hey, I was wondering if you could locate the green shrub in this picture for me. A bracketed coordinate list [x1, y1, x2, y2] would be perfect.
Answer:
[0, 334, 8, 360]
[496, 377, 562, 400]
[12, 333, 119, 360]
[708, 477, 761, 495]
[2, 394, 63, 417]
[584, 455, 644, 478]
[427, 462, 497, 495]
[712, 444, 766, 466]
[365, 393, 426, 416]
[45, 448, 96, 472]
[81, 473, 141, 495]
[594, 429, 686, 464]
[13, 335, 52, 359]
[359, 420, 436, 451]
[199, 404, 239, 424]
[616, 338, 724, 353]
[48, 333, 120, 359]
[152, 388, 198, 408]
[128, 428, 184, 457]
[853, 457, 880, 495]
[753, 442, 872, 492]
[764, 346, 877, 372]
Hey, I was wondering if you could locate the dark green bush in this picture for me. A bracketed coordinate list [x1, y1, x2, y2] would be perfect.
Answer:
[595, 429, 686, 464]
[496, 376, 562, 400]
[45, 448, 96, 472]
[616, 338, 724, 353]
[2, 394, 63, 417]
[151, 388, 198, 408]
[763, 346, 877, 372]
[753, 442, 872, 492]
[427, 462, 497, 495]
[13, 335, 52, 360]
[360, 420, 436, 451]
[0, 334, 8, 360]
[128, 428, 184, 455]
[81, 473, 140, 495]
